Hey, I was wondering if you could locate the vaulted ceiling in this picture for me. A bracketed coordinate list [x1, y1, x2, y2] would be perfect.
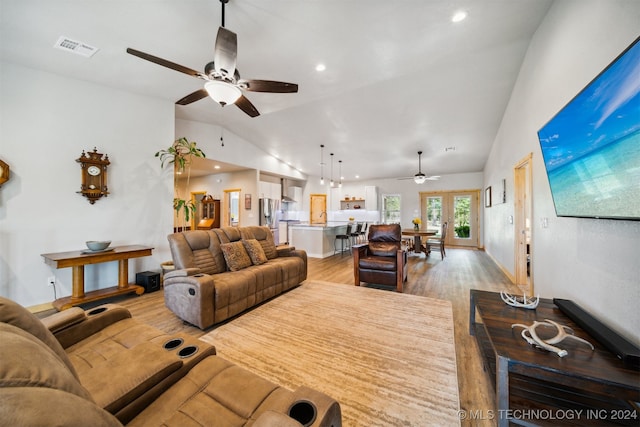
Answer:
[0, 0, 552, 181]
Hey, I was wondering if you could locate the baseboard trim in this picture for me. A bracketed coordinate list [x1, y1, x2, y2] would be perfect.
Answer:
[484, 250, 515, 284]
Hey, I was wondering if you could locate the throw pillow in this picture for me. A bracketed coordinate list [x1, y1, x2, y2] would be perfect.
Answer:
[243, 239, 268, 265]
[220, 242, 252, 271]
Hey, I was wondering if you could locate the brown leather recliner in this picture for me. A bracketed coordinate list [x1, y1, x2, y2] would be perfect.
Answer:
[353, 224, 407, 292]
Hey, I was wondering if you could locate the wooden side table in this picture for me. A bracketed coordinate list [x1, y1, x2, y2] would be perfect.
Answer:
[470, 289, 639, 426]
[42, 245, 153, 310]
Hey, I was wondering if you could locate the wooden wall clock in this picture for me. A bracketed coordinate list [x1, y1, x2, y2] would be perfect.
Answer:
[0, 159, 9, 187]
[76, 148, 110, 204]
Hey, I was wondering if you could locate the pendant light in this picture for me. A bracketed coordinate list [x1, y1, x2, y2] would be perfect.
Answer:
[330, 153, 334, 187]
[319, 145, 325, 185]
[338, 160, 343, 188]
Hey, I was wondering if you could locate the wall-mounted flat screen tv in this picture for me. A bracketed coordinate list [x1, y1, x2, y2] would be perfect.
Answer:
[537, 36, 640, 221]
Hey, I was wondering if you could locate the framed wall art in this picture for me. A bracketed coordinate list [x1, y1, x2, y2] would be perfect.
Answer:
[485, 186, 492, 208]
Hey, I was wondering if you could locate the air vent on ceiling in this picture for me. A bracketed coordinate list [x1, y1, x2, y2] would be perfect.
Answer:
[54, 36, 99, 58]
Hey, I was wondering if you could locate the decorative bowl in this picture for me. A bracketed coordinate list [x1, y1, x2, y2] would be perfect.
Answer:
[86, 240, 111, 251]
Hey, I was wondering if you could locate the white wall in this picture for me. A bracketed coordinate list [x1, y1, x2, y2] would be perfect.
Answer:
[0, 62, 175, 307]
[483, 0, 640, 344]
[175, 119, 306, 181]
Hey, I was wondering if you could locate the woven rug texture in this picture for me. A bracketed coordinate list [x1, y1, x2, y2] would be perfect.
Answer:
[200, 281, 460, 426]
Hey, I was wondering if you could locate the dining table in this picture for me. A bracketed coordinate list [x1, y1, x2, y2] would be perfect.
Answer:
[401, 229, 437, 255]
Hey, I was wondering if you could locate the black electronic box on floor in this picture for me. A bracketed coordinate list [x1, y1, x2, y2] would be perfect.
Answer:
[136, 271, 160, 293]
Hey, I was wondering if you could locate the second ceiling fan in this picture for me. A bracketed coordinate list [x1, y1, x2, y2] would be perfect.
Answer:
[126, 0, 298, 117]
[398, 151, 440, 184]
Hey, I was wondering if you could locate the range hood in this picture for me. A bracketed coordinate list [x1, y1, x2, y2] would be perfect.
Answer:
[280, 178, 296, 203]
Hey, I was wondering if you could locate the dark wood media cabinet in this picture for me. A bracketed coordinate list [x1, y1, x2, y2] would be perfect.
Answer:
[469, 290, 639, 426]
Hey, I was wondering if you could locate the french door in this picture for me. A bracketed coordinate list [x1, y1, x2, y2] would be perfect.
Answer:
[420, 190, 480, 248]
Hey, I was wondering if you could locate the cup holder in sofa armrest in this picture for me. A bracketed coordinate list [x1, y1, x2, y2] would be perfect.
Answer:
[163, 338, 184, 350]
[288, 400, 317, 427]
[87, 307, 108, 316]
[177, 345, 199, 358]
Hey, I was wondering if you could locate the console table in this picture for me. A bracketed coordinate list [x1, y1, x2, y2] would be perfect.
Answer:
[42, 245, 153, 310]
[470, 289, 639, 426]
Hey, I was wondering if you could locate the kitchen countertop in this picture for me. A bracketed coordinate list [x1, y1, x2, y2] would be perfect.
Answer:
[289, 222, 348, 230]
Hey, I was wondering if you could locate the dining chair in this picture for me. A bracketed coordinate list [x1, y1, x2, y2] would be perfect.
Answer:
[425, 222, 447, 259]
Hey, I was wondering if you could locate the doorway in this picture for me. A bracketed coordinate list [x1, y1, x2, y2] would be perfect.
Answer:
[514, 153, 533, 295]
[224, 188, 241, 227]
[420, 190, 480, 248]
[310, 194, 327, 224]
[190, 191, 207, 230]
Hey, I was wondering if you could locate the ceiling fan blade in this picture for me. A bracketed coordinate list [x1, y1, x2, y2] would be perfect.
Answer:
[235, 95, 260, 117]
[426, 176, 441, 180]
[214, 27, 237, 77]
[126, 48, 206, 79]
[176, 89, 209, 106]
[239, 79, 298, 93]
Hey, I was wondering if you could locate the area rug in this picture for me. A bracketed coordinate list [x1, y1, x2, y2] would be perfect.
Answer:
[200, 281, 460, 426]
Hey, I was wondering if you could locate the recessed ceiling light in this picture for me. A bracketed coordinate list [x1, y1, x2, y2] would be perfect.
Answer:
[315, 63, 326, 72]
[452, 11, 467, 23]
[214, 165, 221, 169]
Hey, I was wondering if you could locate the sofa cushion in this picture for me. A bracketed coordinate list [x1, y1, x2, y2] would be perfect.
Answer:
[243, 238, 268, 265]
[0, 296, 79, 379]
[244, 226, 279, 259]
[127, 356, 295, 427]
[368, 241, 400, 257]
[0, 322, 94, 402]
[221, 241, 253, 271]
[81, 341, 183, 414]
[0, 387, 122, 427]
[168, 230, 226, 275]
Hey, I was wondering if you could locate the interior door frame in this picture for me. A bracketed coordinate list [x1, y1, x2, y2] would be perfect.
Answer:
[514, 153, 533, 295]
[224, 188, 241, 227]
[190, 191, 207, 230]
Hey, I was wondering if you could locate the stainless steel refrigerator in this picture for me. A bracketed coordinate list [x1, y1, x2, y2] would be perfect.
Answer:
[259, 197, 280, 230]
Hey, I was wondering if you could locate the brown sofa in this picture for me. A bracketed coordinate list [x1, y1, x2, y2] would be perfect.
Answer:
[165, 226, 307, 329]
[0, 296, 341, 426]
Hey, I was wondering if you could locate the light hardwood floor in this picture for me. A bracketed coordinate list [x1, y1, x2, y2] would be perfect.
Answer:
[42, 247, 518, 427]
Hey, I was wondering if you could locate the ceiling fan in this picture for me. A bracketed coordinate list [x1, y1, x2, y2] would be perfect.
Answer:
[126, 0, 298, 118]
[398, 151, 440, 184]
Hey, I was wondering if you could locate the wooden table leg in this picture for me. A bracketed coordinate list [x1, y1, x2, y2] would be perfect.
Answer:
[118, 259, 128, 289]
[71, 265, 85, 299]
[414, 236, 422, 254]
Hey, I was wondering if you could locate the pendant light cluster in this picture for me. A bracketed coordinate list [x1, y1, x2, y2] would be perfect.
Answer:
[319, 145, 344, 187]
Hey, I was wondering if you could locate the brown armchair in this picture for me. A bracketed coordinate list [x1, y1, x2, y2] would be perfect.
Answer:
[353, 224, 408, 292]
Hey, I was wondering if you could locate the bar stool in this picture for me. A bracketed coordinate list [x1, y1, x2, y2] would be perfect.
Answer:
[334, 224, 353, 255]
[350, 222, 362, 245]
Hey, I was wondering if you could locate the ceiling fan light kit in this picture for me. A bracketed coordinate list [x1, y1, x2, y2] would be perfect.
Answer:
[126, 0, 298, 118]
[205, 80, 241, 105]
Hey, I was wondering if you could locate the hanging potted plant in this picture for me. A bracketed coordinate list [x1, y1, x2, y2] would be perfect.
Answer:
[155, 137, 206, 229]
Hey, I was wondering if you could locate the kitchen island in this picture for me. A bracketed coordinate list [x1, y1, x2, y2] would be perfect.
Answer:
[289, 223, 350, 258]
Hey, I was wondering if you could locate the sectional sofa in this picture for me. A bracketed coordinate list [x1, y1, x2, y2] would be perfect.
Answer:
[0, 296, 341, 426]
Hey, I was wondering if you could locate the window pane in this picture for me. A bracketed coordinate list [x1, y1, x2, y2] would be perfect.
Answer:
[453, 195, 471, 239]
[426, 197, 442, 232]
[382, 194, 401, 224]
